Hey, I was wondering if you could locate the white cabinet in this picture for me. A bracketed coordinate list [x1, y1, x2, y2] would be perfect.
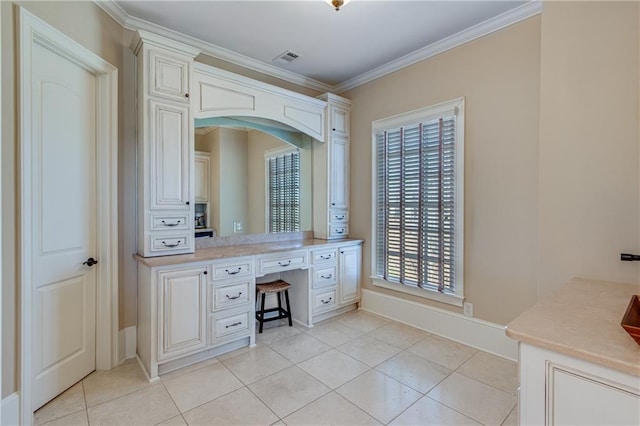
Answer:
[194, 151, 210, 203]
[157, 266, 207, 362]
[339, 244, 361, 305]
[132, 31, 200, 257]
[314, 93, 351, 240]
[519, 343, 640, 426]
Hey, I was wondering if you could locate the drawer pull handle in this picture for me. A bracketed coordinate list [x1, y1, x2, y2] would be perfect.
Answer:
[320, 274, 333, 279]
[335, 229, 344, 234]
[161, 220, 181, 227]
[335, 215, 345, 220]
[321, 297, 333, 304]
[225, 268, 241, 275]
[161, 240, 181, 248]
[226, 293, 243, 300]
[225, 321, 242, 328]
[320, 254, 333, 260]
[278, 260, 292, 267]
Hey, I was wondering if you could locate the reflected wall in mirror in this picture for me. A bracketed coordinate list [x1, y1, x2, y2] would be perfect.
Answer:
[195, 124, 312, 238]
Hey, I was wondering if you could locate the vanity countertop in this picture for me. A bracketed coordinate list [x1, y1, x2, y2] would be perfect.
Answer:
[134, 238, 363, 268]
[506, 278, 640, 376]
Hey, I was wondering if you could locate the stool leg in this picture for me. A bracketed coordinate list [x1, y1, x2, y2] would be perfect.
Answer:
[277, 291, 283, 319]
[284, 289, 293, 327]
[259, 292, 266, 333]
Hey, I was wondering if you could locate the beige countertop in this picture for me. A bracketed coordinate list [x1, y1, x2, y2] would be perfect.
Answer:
[134, 238, 363, 268]
[506, 278, 640, 376]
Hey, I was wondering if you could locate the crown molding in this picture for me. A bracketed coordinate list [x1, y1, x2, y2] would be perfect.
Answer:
[95, 0, 541, 94]
[333, 0, 542, 93]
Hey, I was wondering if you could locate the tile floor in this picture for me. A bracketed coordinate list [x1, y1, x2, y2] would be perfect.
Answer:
[34, 310, 519, 426]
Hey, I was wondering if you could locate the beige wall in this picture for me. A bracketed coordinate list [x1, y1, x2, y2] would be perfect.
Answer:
[342, 16, 542, 325]
[1, 0, 127, 398]
[537, 1, 640, 299]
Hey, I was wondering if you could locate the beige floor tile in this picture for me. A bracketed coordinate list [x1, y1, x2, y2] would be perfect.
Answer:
[183, 387, 278, 426]
[502, 405, 518, 426]
[336, 370, 422, 424]
[389, 396, 481, 425]
[255, 321, 304, 345]
[216, 344, 259, 361]
[336, 311, 390, 333]
[283, 392, 381, 426]
[337, 335, 401, 367]
[87, 384, 179, 426]
[248, 366, 330, 418]
[83, 358, 151, 407]
[270, 333, 331, 363]
[162, 362, 243, 412]
[376, 351, 451, 393]
[367, 322, 429, 349]
[305, 321, 363, 347]
[298, 349, 370, 389]
[456, 352, 518, 395]
[220, 345, 292, 384]
[159, 357, 220, 381]
[407, 335, 476, 370]
[428, 373, 516, 426]
[40, 410, 88, 426]
[155, 415, 187, 425]
[35, 382, 86, 425]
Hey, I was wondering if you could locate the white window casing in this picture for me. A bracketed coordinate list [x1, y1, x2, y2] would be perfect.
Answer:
[265, 146, 301, 233]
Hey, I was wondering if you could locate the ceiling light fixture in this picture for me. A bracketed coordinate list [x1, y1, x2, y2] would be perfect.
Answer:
[326, 0, 351, 11]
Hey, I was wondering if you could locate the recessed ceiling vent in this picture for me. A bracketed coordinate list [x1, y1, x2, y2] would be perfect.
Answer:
[273, 50, 300, 65]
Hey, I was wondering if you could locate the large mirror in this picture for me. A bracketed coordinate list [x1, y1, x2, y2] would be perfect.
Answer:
[194, 117, 313, 238]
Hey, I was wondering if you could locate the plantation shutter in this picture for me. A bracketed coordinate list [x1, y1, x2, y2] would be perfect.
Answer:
[375, 116, 456, 294]
[268, 151, 301, 233]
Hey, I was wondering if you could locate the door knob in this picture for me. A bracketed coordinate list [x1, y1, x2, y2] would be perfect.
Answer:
[83, 257, 98, 267]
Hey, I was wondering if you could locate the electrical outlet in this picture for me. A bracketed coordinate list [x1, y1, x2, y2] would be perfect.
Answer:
[233, 220, 243, 233]
[463, 302, 473, 317]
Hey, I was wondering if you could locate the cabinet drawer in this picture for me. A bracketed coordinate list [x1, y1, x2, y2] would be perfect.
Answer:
[211, 258, 253, 280]
[330, 211, 349, 223]
[311, 248, 338, 265]
[212, 281, 251, 311]
[210, 308, 251, 344]
[329, 225, 349, 238]
[151, 213, 190, 230]
[256, 250, 308, 276]
[313, 288, 337, 313]
[150, 233, 192, 252]
[313, 266, 337, 289]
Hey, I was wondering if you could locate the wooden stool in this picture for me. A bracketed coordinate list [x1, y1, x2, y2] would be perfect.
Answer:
[255, 279, 293, 333]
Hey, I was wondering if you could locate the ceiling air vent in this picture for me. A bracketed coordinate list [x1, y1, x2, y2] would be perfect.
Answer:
[272, 50, 300, 65]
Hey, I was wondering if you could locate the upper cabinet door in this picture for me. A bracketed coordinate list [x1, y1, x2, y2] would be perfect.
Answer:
[149, 50, 191, 103]
[329, 104, 349, 137]
[194, 152, 210, 203]
[150, 99, 191, 210]
[330, 136, 349, 211]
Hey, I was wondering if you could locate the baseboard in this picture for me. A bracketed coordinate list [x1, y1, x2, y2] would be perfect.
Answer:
[360, 289, 518, 361]
[118, 326, 137, 364]
[1, 392, 20, 426]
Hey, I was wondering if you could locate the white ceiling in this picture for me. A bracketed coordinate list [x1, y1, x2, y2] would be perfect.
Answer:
[111, 0, 533, 89]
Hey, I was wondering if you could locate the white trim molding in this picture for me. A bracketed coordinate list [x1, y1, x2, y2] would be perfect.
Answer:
[1, 393, 20, 426]
[18, 7, 119, 424]
[118, 326, 137, 364]
[360, 289, 518, 361]
[94, 0, 541, 93]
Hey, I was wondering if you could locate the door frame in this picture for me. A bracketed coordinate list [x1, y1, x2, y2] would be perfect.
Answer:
[18, 8, 118, 424]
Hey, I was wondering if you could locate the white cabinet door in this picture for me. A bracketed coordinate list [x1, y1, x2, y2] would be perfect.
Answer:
[158, 267, 207, 361]
[329, 103, 349, 137]
[330, 136, 349, 211]
[150, 99, 191, 210]
[194, 152, 210, 203]
[149, 49, 191, 103]
[339, 244, 361, 305]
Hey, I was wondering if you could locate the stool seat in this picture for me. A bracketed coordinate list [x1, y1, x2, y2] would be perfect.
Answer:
[256, 280, 290, 294]
[255, 279, 293, 333]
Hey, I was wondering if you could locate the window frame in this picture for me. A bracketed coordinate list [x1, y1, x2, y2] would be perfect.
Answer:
[370, 97, 465, 307]
[264, 145, 301, 233]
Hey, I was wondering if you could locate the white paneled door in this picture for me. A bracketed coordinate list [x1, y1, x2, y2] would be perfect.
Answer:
[30, 38, 97, 410]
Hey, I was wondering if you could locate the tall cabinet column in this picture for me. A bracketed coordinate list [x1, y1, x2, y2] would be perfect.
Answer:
[131, 31, 201, 256]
